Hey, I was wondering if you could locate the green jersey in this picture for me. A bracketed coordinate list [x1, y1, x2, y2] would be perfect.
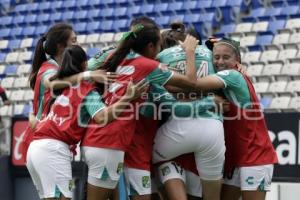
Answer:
[214, 70, 251, 108]
[154, 45, 221, 120]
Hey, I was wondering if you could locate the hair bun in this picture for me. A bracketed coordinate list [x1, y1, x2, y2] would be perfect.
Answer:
[170, 21, 185, 33]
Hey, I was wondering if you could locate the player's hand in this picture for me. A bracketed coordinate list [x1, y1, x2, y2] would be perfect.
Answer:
[125, 79, 149, 100]
[213, 95, 230, 113]
[235, 62, 249, 76]
[179, 35, 198, 53]
[90, 70, 118, 84]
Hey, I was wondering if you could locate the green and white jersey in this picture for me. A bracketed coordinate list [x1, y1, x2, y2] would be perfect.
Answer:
[79, 90, 106, 126]
[87, 46, 115, 71]
[155, 45, 222, 121]
[157, 44, 216, 77]
[214, 69, 251, 108]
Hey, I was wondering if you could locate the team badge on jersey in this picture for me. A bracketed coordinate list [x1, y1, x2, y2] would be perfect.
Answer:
[161, 166, 171, 176]
[116, 162, 124, 174]
[142, 176, 151, 188]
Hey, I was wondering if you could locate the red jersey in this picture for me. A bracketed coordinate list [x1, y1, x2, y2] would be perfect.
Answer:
[125, 116, 159, 170]
[22, 60, 58, 162]
[81, 55, 159, 151]
[223, 73, 278, 175]
[33, 81, 95, 145]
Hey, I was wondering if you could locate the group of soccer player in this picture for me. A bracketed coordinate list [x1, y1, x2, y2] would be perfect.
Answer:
[23, 16, 278, 200]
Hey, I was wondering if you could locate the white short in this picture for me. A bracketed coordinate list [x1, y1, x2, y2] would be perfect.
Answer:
[223, 164, 274, 191]
[157, 161, 202, 197]
[186, 171, 202, 197]
[81, 146, 124, 189]
[124, 167, 152, 196]
[153, 117, 225, 180]
[26, 139, 73, 199]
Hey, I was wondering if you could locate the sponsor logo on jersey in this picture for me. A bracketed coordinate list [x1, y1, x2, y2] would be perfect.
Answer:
[142, 176, 150, 188]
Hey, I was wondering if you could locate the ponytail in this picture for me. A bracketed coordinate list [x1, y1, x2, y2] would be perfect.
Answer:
[29, 23, 73, 89]
[29, 36, 47, 89]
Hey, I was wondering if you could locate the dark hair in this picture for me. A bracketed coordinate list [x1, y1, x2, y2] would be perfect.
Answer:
[161, 22, 186, 50]
[161, 22, 202, 50]
[55, 45, 87, 80]
[100, 23, 160, 73]
[29, 23, 73, 89]
[130, 16, 156, 27]
[48, 45, 87, 108]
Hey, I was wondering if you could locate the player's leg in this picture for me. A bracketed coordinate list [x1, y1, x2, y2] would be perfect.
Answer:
[186, 171, 203, 200]
[222, 168, 242, 200]
[157, 161, 187, 200]
[82, 147, 125, 200]
[193, 118, 225, 200]
[27, 139, 73, 200]
[124, 167, 152, 200]
[240, 165, 274, 200]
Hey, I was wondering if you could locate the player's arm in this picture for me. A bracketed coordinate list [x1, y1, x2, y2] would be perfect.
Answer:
[43, 70, 117, 90]
[92, 81, 148, 126]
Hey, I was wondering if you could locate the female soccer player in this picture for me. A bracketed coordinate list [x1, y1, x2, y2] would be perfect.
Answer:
[26, 45, 146, 200]
[153, 38, 278, 200]
[152, 23, 225, 200]
[81, 22, 200, 200]
[23, 23, 115, 163]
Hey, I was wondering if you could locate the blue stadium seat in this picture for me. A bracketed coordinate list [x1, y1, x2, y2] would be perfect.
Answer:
[77, 0, 90, 9]
[183, 14, 200, 24]
[13, 15, 25, 25]
[8, 39, 21, 49]
[242, 7, 265, 22]
[0, 28, 10, 39]
[74, 22, 87, 34]
[86, 21, 100, 33]
[216, 24, 236, 35]
[112, 19, 128, 31]
[35, 25, 48, 36]
[101, 20, 114, 32]
[22, 26, 36, 37]
[0, 16, 13, 28]
[10, 27, 23, 38]
[62, 0, 77, 11]
[24, 14, 37, 25]
[14, 4, 28, 14]
[88, 0, 102, 8]
[62, 11, 75, 21]
[267, 20, 286, 34]
[255, 33, 274, 47]
[139, 4, 155, 15]
[87, 9, 100, 19]
[155, 16, 170, 27]
[26, 2, 39, 13]
[259, 7, 282, 21]
[87, 47, 101, 58]
[278, 5, 299, 18]
[196, 0, 213, 12]
[126, 5, 140, 16]
[5, 65, 18, 75]
[154, 3, 169, 14]
[167, 2, 183, 14]
[212, 0, 227, 7]
[182, 1, 197, 11]
[260, 96, 272, 109]
[114, 7, 127, 18]
[22, 104, 31, 117]
[0, 53, 6, 63]
[75, 10, 88, 21]
[50, 1, 63, 11]
[50, 12, 63, 22]
[100, 8, 114, 18]
[38, 2, 51, 13]
[36, 13, 51, 24]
